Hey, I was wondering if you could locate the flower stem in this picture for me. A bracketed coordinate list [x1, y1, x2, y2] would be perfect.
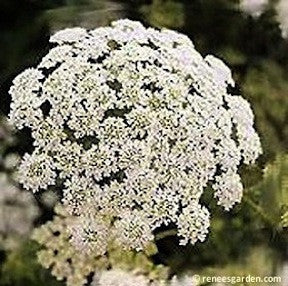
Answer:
[154, 229, 178, 241]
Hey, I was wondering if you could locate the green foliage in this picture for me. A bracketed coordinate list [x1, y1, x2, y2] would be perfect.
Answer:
[199, 246, 280, 285]
[249, 153, 288, 228]
[243, 62, 288, 160]
[140, 0, 184, 29]
[108, 243, 168, 281]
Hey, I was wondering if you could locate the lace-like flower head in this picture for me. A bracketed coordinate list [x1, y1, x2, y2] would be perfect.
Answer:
[10, 19, 262, 255]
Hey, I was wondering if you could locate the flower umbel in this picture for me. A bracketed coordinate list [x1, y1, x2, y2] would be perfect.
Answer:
[10, 19, 262, 255]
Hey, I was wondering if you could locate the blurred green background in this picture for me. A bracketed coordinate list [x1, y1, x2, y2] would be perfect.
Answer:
[0, 0, 288, 285]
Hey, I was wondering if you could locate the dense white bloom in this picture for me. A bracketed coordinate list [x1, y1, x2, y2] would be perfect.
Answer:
[177, 201, 210, 245]
[212, 172, 243, 211]
[240, 0, 268, 17]
[17, 152, 57, 192]
[113, 211, 154, 251]
[10, 19, 262, 255]
[69, 215, 109, 256]
[32, 205, 169, 286]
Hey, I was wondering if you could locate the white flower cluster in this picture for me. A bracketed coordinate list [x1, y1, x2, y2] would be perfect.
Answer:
[10, 19, 262, 254]
[32, 205, 168, 286]
[92, 269, 197, 286]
